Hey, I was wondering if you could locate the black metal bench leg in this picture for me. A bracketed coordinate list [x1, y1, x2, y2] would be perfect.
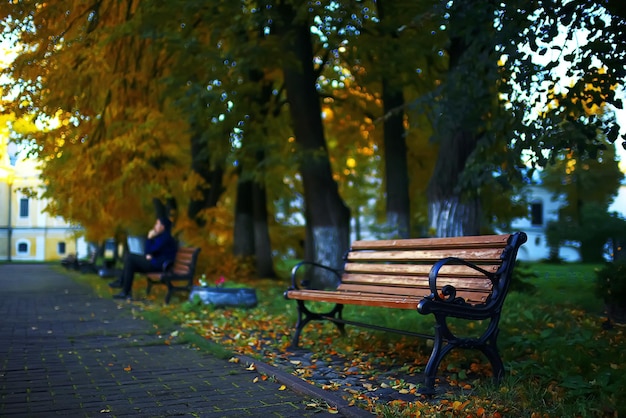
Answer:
[330, 304, 345, 336]
[419, 322, 453, 395]
[290, 301, 312, 348]
[478, 328, 504, 382]
[164, 282, 173, 304]
[480, 344, 504, 382]
[289, 301, 344, 348]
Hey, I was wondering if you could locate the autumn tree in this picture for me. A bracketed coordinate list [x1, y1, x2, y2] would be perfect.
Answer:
[231, 71, 282, 278]
[0, 1, 195, 241]
[142, 1, 355, 270]
[5, 0, 624, 276]
[421, 0, 626, 237]
[542, 139, 625, 262]
[500, 0, 626, 162]
[425, 0, 505, 236]
[352, 0, 442, 238]
[268, 2, 351, 269]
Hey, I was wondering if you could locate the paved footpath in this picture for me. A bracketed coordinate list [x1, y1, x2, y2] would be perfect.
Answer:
[0, 264, 369, 418]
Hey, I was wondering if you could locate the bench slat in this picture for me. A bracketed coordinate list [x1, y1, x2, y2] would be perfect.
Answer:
[344, 262, 500, 276]
[339, 274, 493, 291]
[350, 234, 511, 251]
[287, 288, 490, 308]
[286, 289, 422, 309]
[338, 282, 429, 295]
[337, 283, 490, 304]
[346, 248, 505, 263]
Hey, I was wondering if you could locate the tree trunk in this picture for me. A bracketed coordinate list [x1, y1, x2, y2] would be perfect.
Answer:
[427, 1, 494, 237]
[427, 130, 481, 237]
[233, 173, 255, 256]
[277, 4, 351, 270]
[153, 198, 167, 221]
[377, 0, 411, 239]
[252, 179, 275, 278]
[382, 79, 410, 238]
[235, 64, 277, 277]
[428, 195, 481, 237]
[187, 132, 224, 226]
[233, 166, 275, 277]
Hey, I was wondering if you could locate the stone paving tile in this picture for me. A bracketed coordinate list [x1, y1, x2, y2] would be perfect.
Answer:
[0, 264, 369, 418]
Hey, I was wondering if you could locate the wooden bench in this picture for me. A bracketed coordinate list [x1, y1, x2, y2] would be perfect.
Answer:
[284, 232, 527, 395]
[145, 247, 201, 304]
[72, 246, 100, 274]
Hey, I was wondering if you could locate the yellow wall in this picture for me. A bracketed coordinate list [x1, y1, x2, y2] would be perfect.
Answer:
[1, 137, 85, 261]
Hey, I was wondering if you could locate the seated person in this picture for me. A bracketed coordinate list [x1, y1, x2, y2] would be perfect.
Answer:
[110, 216, 178, 299]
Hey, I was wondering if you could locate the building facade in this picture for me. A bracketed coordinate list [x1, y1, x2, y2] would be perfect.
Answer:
[509, 185, 581, 262]
[510, 184, 626, 262]
[0, 138, 86, 262]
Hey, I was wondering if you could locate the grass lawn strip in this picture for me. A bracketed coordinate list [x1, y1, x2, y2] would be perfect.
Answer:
[66, 263, 625, 417]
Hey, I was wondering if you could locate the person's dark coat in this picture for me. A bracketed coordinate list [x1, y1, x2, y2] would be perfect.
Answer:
[145, 217, 177, 269]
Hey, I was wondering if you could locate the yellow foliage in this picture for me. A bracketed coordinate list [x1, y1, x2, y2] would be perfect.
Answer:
[565, 158, 576, 175]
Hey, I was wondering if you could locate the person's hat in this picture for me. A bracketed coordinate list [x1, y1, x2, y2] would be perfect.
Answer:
[158, 216, 172, 230]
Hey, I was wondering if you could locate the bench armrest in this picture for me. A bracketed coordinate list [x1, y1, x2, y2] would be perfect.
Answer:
[427, 256, 497, 303]
[288, 261, 341, 291]
[418, 257, 500, 318]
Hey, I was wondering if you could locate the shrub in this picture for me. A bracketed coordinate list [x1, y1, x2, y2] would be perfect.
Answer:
[509, 261, 538, 294]
[594, 262, 626, 305]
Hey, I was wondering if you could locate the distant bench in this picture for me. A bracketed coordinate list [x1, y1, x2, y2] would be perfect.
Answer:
[145, 247, 201, 304]
[284, 232, 527, 395]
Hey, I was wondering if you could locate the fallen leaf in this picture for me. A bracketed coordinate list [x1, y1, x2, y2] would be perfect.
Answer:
[246, 363, 256, 371]
[124, 365, 132, 372]
[278, 385, 287, 390]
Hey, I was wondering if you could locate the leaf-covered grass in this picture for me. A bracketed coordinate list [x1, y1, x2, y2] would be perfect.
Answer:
[67, 262, 625, 417]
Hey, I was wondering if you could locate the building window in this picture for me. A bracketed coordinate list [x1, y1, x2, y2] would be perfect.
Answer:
[58, 242, 66, 255]
[17, 240, 29, 254]
[19, 198, 29, 217]
[530, 202, 543, 226]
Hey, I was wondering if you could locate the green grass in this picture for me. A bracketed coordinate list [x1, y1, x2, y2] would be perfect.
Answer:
[524, 262, 603, 312]
[66, 262, 625, 417]
[488, 263, 622, 417]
